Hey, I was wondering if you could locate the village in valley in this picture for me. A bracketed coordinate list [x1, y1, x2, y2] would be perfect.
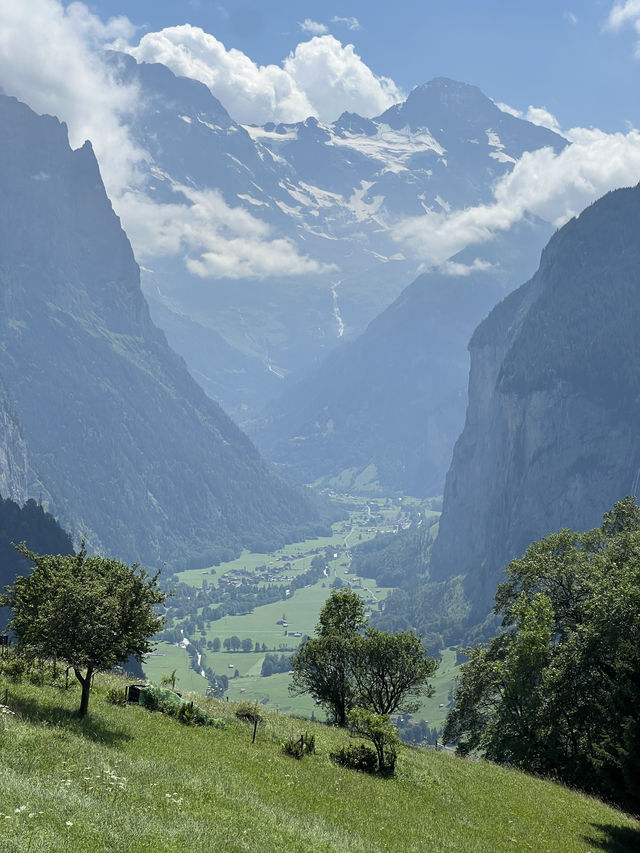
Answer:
[143, 493, 453, 738]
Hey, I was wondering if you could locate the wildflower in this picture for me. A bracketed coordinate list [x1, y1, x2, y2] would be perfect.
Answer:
[65, 821, 73, 827]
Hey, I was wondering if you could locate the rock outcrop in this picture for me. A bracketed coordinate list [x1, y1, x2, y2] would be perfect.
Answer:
[431, 183, 640, 618]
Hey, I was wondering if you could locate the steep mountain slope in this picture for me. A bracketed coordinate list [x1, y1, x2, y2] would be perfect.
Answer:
[251, 217, 552, 495]
[0, 94, 326, 568]
[0, 378, 29, 505]
[430, 182, 640, 618]
[107, 55, 565, 419]
[0, 495, 74, 590]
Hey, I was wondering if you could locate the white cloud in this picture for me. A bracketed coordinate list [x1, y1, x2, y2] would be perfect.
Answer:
[0, 0, 145, 198]
[0, 5, 332, 279]
[439, 258, 494, 276]
[118, 184, 332, 280]
[523, 106, 563, 134]
[128, 25, 314, 124]
[393, 126, 640, 265]
[564, 11, 578, 25]
[495, 101, 522, 118]
[607, 1, 640, 29]
[283, 36, 403, 123]
[299, 19, 328, 36]
[126, 27, 402, 124]
[496, 101, 565, 136]
[331, 16, 361, 31]
[606, 1, 640, 55]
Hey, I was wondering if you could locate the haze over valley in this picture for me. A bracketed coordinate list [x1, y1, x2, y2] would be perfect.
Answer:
[2, 2, 640, 845]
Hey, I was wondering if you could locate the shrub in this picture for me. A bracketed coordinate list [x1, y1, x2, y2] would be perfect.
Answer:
[106, 687, 127, 706]
[330, 743, 378, 773]
[27, 665, 46, 686]
[3, 657, 26, 683]
[139, 685, 225, 728]
[234, 702, 264, 725]
[283, 732, 315, 759]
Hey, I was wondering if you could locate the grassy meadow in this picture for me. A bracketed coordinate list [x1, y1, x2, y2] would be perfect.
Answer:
[0, 673, 638, 852]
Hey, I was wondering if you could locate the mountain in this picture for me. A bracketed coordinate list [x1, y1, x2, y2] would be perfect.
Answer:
[107, 54, 566, 421]
[429, 181, 640, 621]
[0, 378, 29, 504]
[0, 495, 74, 591]
[0, 94, 328, 569]
[250, 217, 552, 495]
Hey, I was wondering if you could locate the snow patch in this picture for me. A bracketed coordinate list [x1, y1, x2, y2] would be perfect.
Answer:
[346, 180, 385, 221]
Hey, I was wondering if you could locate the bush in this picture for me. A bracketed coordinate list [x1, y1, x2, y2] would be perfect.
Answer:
[234, 702, 264, 725]
[3, 658, 26, 683]
[330, 743, 378, 773]
[27, 665, 46, 686]
[139, 685, 226, 729]
[283, 732, 316, 759]
[106, 687, 127, 706]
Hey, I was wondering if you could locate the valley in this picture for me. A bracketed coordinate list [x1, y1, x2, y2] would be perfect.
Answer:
[144, 493, 455, 734]
[2, 1, 640, 839]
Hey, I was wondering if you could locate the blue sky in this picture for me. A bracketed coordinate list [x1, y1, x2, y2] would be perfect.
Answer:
[86, 0, 639, 132]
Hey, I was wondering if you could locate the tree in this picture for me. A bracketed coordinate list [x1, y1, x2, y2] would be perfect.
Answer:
[317, 588, 367, 637]
[290, 589, 437, 726]
[230, 635, 241, 652]
[352, 628, 438, 715]
[241, 637, 253, 653]
[212, 637, 221, 652]
[290, 589, 365, 725]
[1, 544, 165, 716]
[443, 497, 640, 812]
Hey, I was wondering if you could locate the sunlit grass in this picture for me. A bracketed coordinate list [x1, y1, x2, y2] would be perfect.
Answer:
[0, 674, 637, 852]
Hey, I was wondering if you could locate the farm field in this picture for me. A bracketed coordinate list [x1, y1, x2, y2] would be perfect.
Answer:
[144, 493, 454, 728]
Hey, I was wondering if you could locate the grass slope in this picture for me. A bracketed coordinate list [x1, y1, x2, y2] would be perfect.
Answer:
[0, 675, 638, 852]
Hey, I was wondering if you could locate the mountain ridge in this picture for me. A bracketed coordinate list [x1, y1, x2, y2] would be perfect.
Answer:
[0, 93, 327, 568]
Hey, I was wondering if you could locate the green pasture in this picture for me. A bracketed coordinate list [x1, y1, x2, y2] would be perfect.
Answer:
[1, 674, 638, 853]
[142, 643, 209, 694]
[193, 570, 393, 651]
[147, 494, 433, 719]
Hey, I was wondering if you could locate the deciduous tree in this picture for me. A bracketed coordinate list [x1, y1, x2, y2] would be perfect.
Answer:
[290, 589, 437, 726]
[1, 544, 165, 716]
[443, 497, 640, 812]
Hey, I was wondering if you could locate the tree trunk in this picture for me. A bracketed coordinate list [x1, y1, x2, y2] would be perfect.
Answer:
[74, 665, 93, 717]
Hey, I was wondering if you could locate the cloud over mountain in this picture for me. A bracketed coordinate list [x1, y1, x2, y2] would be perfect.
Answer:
[393, 125, 640, 266]
[119, 185, 329, 280]
[0, 0, 145, 198]
[127, 26, 403, 124]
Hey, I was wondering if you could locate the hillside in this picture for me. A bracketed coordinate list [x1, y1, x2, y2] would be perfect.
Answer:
[0, 495, 73, 591]
[0, 673, 637, 852]
[0, 94, 327, 568]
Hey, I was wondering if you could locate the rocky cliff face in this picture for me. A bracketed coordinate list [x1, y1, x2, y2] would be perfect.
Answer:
[431, 184, 640, 618]
[0, 94, 325, 568]
[0, 379, 29, 504]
